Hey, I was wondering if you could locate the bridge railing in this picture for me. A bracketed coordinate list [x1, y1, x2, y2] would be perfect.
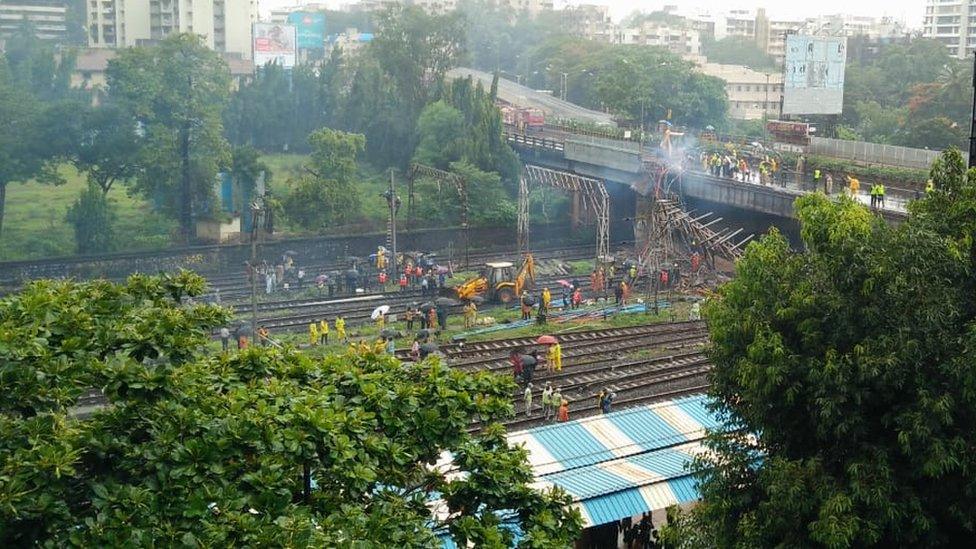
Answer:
[503, 131, 565, 152]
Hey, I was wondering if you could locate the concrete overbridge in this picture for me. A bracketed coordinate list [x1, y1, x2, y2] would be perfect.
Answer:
[504, 127, 909, 225]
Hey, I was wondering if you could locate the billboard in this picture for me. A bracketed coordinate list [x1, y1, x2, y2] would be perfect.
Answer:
[287, 11, 326, 50]
[782, 35, 847, 116]
[253, 23, 297, 68]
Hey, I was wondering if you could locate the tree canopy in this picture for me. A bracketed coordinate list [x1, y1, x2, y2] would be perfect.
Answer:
[107, 33, 232, 241]
[702, 36, 777, 71]
[0, 272, 582, 546]
[667, 148, 976, 547]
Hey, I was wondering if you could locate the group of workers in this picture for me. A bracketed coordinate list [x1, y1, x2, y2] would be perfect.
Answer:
[308, 316, 347, 347]
[701, 151, 781, 184]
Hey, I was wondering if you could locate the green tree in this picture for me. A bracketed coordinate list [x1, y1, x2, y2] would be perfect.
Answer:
[520, 38, 728, 129]
[45, 101, 142, 195]
[702, 36, 777, 71]
[65, 181, 116, 254]
[107, 33, 231, 243]
[341, 4, 465, 167]
[669, 149, 976, 547]
[0, 273, 582, 547]
[282, 128, 365, 231]
[0, 58, 62, 238]
[414, 100, 467, 168]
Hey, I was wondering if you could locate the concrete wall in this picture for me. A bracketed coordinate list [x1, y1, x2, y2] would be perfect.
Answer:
[681, 173, 799, 218]
[0, 224, 574, 288]
[564, 136, 642, 173]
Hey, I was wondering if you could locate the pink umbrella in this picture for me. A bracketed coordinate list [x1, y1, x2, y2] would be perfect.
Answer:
[536, 335, 558, 345]
[556, 279, 573, 289]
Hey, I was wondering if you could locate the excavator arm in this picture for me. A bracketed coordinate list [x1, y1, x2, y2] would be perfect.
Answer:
[513, 254, 535, 296]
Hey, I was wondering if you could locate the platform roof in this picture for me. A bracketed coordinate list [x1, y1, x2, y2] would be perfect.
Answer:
[508, 394, 721, 527]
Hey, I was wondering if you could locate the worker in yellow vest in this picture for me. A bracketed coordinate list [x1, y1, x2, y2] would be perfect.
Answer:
[335, 316, 347, 342]
[925, 179, 935, 194]
[319, 318, 329, 344]
[547, 342, 563, 372]
[308, 322, 319, 347]
[878, 183, 886, 209]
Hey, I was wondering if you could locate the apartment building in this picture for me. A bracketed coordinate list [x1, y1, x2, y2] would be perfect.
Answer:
[922, 0, 974, 58]
[563, 3, 614, 43]
[617, 20, 701, 56]
[0, 1, 68, 41]
[698, 62, 783, 120]
[87, 0, 256, 58]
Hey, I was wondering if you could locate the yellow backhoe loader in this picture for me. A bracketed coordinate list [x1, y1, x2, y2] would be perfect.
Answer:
[455, 254, 535, 304]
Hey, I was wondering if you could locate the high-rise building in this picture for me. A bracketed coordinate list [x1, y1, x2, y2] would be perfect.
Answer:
[0, 1, 69, 41]
[87, 0, 256, 58]
[922, 0, 972, 59]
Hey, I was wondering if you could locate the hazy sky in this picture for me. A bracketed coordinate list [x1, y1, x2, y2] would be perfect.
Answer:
[259, 1, 924, 28]
[558, 0, 923, 27]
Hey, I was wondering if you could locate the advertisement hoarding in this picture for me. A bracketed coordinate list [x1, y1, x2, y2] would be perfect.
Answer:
[287, 11, 326, 50]
[253, 23, 297, 68]
[782, 35, 847, 116]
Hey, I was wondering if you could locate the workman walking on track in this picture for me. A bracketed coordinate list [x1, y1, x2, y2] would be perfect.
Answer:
[335, 316, 346, 342]
[399, 273, 408, 291]
[405, 307, 416, 330]
[541, 288, 552, 312]
[427, 307, 438, 331]
[523, 383, 534, 416]
[463, 301, 477, 328]
[257, 326, 270, 347]
[548, 341, 563, 372]
[309, 322, 319, 347]
[378, 270, 387, 289]
[557, 399, 570, 422]
[319, 319, 329, 344]
[520, 291, 532, 320]
[878, 183, 886, 209]
[542, 383, 554, 420]
[220, 327, 230, 351]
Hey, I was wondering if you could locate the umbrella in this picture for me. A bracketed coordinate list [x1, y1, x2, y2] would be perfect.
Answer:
[345, 269, 359, 278]
[522, 296, 537, 306]
[419, 302, 435, 313]
[416, 329, 434, 339]
[283, 250, 298, 256]
[420, 342, 439, 354]
[556, 279, 573, 289]
[536, 335, 558, 345]
[435, 297, 458, 307]
[705, 125, 715, 131]
[380, 328, 399, 339]
[435, 265, 451, 275]
[471, 296, 485, 305]
[371, 305, 390, 320]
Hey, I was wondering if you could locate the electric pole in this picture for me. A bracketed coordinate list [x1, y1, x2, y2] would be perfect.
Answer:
[249, 199, 262, 341]
[389, 169, 398, 282]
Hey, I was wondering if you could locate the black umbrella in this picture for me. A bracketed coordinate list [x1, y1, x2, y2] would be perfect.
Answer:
[416, 329, 434, 340]
[523, 296, 537, 306]
[420, 342, 439, 353]
[345, 269, 359, 278]
[381, 329, 399, 339]
[435, 297, 458, 307]
[419, 302, 435, 313]
[471, 296, 485, 305]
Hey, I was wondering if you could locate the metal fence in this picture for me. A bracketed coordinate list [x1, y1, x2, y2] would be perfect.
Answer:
[806, 137, 963, 170]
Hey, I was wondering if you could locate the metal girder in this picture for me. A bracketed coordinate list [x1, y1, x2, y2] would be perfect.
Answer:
[522, 164, 610, 261]
[409, 163, 470, 264]
[517, 175, 529, 257]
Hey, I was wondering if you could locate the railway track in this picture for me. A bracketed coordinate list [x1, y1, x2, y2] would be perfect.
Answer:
[211, 244, 604, 301]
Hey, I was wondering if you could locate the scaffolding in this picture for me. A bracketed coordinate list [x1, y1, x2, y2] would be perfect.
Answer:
[521, 165, 609, 261]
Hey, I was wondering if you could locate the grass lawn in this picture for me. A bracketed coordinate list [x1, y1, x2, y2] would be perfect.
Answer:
[0, 165, 175, 261]
[220, 298, 694, 358]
